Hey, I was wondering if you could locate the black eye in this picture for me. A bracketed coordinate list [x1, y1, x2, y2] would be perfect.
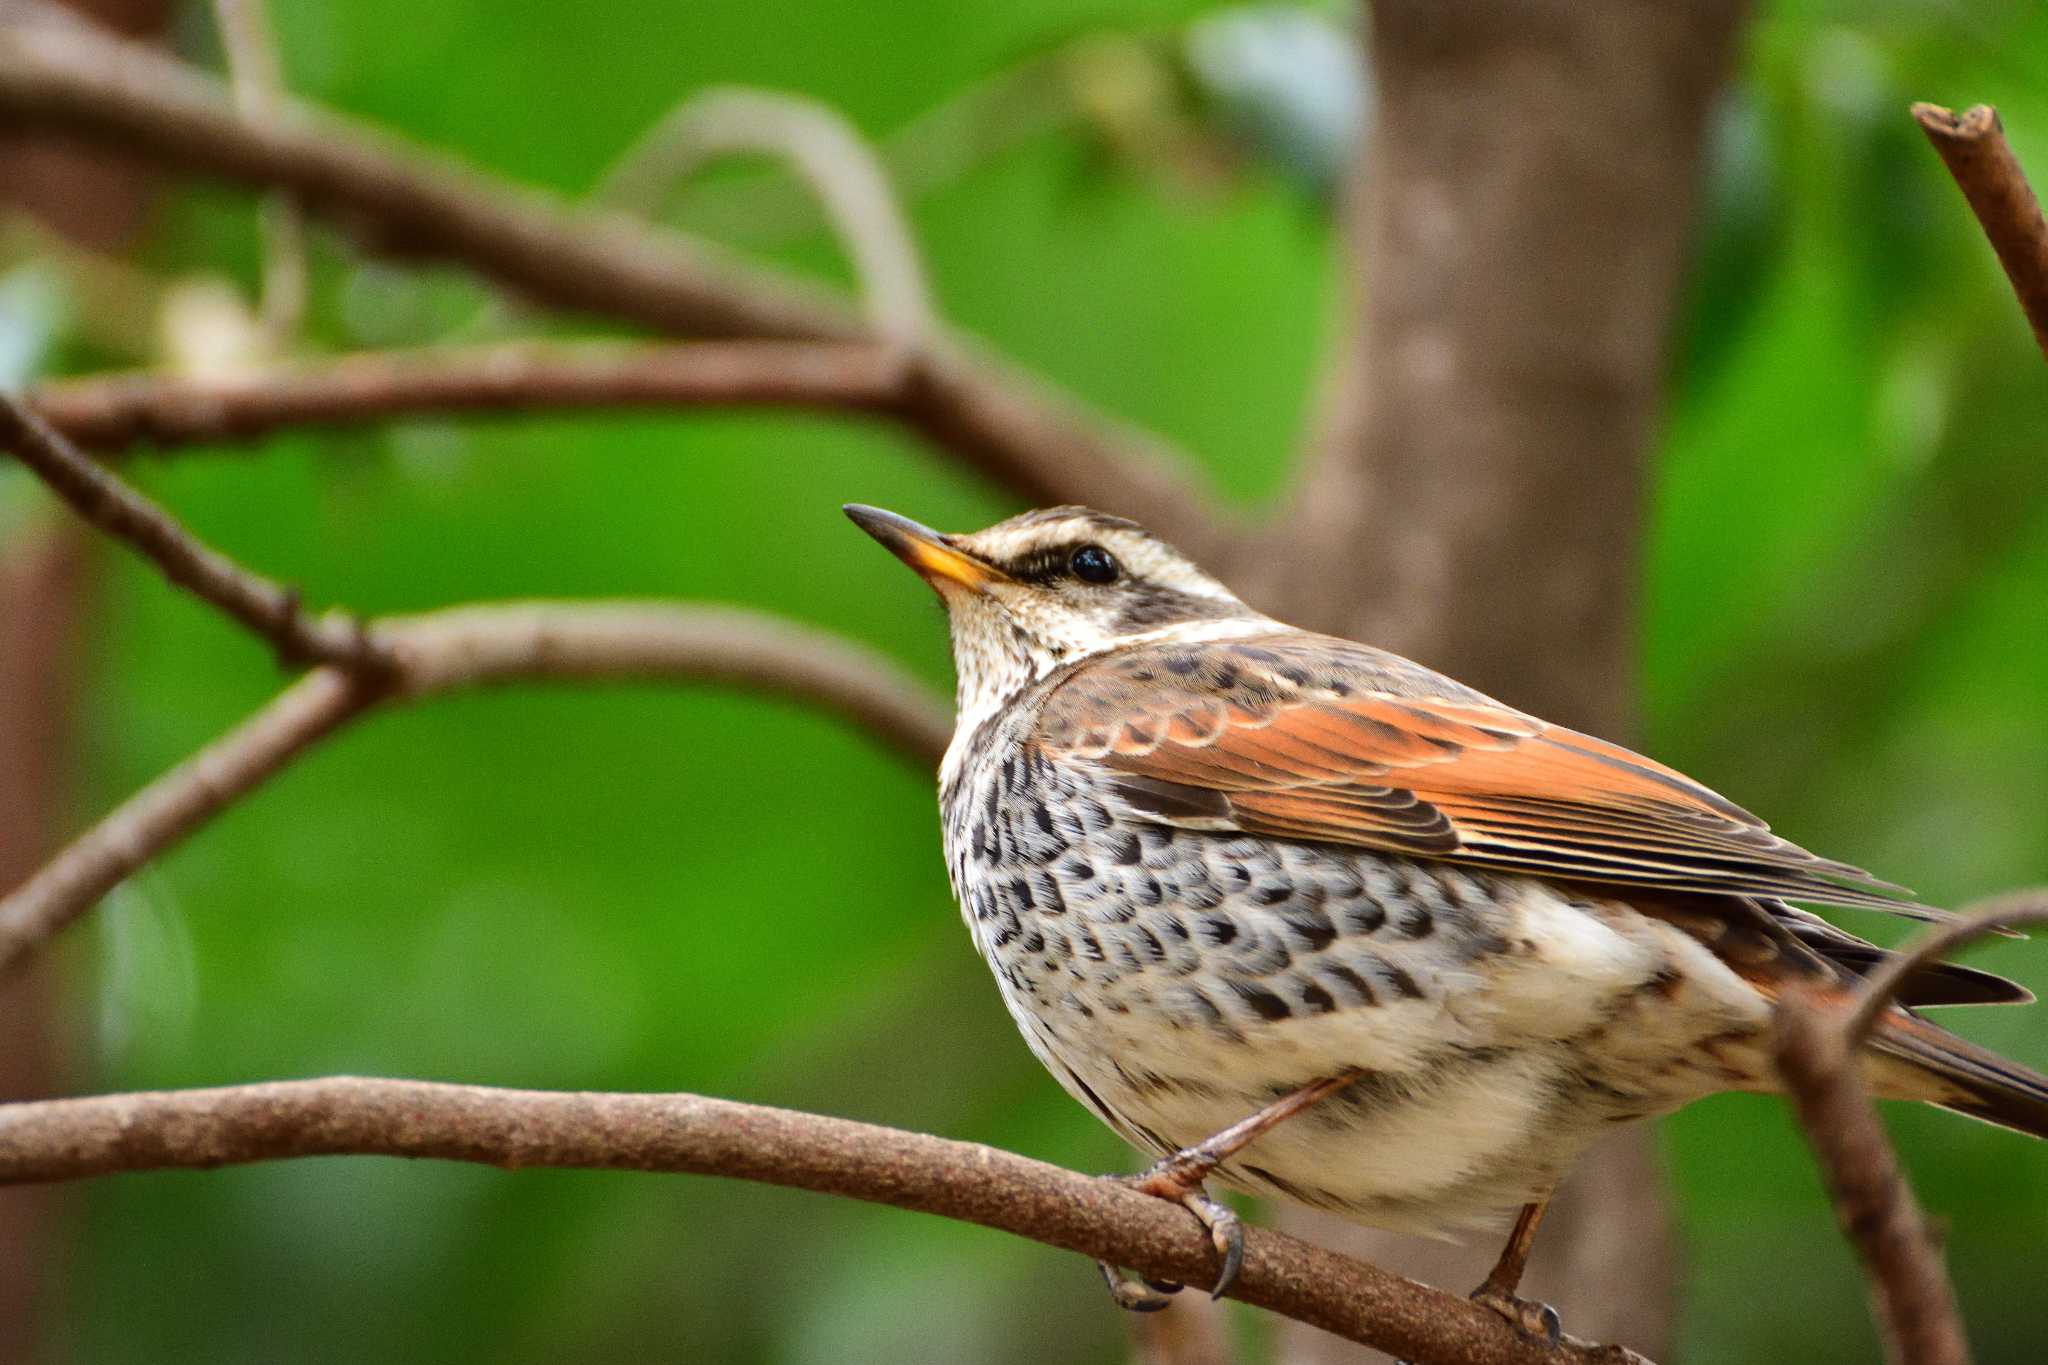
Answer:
[1068, 545, 1119, 584]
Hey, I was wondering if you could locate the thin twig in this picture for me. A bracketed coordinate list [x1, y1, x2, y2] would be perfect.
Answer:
[0, 17, 1226, 551]
[598, 87, 936, 346]
[0, 391, 388, 671]
[0, 601, 951, 975]
[26, 341, 911, 451]
[1773, 895, 2048, 1365]
[0, 1076, 1649, 1365]
[211, 0, 306, 343]
[1843, 892, 2048, 1048]
[1912, 103, 2048, 359]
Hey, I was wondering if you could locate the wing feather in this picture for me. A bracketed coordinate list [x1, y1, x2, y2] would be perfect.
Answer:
[1034, 632, 1943, 922]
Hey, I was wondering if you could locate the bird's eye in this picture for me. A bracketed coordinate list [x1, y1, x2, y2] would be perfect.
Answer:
[1068, 545, 1119, 584]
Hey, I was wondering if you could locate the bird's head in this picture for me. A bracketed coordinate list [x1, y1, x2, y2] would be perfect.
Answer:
[846, 503, 1268, 722]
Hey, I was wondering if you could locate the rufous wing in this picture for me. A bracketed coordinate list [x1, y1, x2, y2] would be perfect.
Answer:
[1032, 632, 1936, 919]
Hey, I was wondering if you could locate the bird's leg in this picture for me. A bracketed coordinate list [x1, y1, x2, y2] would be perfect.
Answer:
[1096, 1069, 1363, 1308]
[1469, 1199, 1561, 1346]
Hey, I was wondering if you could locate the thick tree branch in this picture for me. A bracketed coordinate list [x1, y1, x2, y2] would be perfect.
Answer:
[26, 341, 910, 451]
[0, 1076, 1647, 1365]
[0, 391, 389, 670]
[1772, 896, 2048, 1365]
[0, 16, 1227, 552]
[1912, 103, 2048, 359]
[0, 601, 951, 976]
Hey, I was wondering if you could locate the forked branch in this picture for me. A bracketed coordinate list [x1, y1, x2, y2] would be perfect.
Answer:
[0, 15, 1226, 551]
[0, 601, 950, 976]
[1773, 895, 2048, 1365]
[0, 1076, 1647, 1365]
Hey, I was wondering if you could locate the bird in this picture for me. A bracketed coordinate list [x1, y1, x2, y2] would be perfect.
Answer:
[844, 501, 2048, 1340]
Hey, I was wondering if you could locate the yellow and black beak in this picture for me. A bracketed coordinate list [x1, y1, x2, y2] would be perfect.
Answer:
[844, 504, 1005, 594]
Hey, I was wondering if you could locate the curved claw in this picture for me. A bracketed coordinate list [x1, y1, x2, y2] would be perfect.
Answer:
[1098, 1259, 1174, 1313]
[1197, 1196, 1245, 1300]
[1471, 1286, 1563, 1349]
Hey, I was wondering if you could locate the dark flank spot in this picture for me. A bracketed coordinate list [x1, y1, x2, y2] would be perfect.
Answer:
[1116, 940, 1143, 971]
[1644, 966, 1685, 1000]
[1328, 678, 1351, 696]
[991, 909, 1021, 947]
[1000, 755, 1017, 788]
[1076, 799, 1112, 833]
[1034, 872, 1068, 916]
[1213, 664, 1239, 689]
[1223, 864, 1251, 888]
[1021, 928, 1045, 954]
[971, 822, 991, 861]
[1379, 962, 1426, 1000]
[1199, 916, 1239, 946]
[1058, 856, 1096, 884]
[1007, 877, 1035, 911]
[1339, 901, 1385, 935]
[1228, 979, 1293, 1022]
[982, 783, 1000, 826]
[1183, 882, 1224, 910]
[1254, 882, 1293, 906]
[1278, 666, 1310, 686]
[1321, 964, 1377, 1005]
[1164, 653, 1199, 675]
[1161, 916, 1190, 940]
[1077, 929, 1106, 962]
[1030, 801, 1057, 837]
[1283, 910, 1338, 952]
[1300, 981, 1337, 1014]
[1107, 832, 1143, 865]
[1133, 927, 1166, 963]
[1131, 874, 1163, 906]
[1396, 906, 1435, 939]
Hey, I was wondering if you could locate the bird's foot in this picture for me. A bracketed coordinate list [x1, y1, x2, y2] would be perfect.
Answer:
[1118, 1161, 1245, 1300]
[1470, 1284, 1563, 1349]
[1096, 1260, 1176, 1313]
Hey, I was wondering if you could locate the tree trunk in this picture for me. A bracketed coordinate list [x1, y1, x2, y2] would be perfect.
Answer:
[1243, 3, 1749, 1358]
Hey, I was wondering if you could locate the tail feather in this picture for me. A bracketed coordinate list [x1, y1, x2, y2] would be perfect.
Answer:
[1872, 1011, 2048, 1141]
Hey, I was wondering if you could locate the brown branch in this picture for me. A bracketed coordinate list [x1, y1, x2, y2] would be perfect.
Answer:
[26, 341, 911, 451]
[1912, 103, 2048, 360]
[0, 1076, 1647, 1365]
[0, 16, 1227, 551]
[0, 391, 389, 670]
[1772, 896, 2048, 1365]
[0, 600, 950, 976]
[1774, 1002, 1970, 1365]
[1843, 892, 2048, 1047]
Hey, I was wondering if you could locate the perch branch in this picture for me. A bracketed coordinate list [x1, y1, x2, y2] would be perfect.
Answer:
[1912, 103, 2048, 359]
[0, 601, 951, 976]
[1773, 895, 2048, 1365]
[0, 1076, 1648, 1365]
[26, 341, 910, 451]
[597, 87, 935, 345]
[0, 16, 1226, 550]
[0, 391, 389, 670]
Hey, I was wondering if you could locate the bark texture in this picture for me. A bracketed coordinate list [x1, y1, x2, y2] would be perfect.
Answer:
[1256, 4, 1750, 1359]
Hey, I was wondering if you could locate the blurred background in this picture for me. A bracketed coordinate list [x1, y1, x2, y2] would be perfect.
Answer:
[1, 0, 2045, 1361]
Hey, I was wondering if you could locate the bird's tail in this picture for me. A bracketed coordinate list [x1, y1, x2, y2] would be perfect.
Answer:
[1870, 1009, 2048, 1141]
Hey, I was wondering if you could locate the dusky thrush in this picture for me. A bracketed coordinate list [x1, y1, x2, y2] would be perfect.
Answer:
[846, 502, 2046, 1337]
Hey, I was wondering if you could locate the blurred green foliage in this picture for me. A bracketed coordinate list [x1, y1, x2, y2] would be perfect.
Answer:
[4, 0, 2046, 1361]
